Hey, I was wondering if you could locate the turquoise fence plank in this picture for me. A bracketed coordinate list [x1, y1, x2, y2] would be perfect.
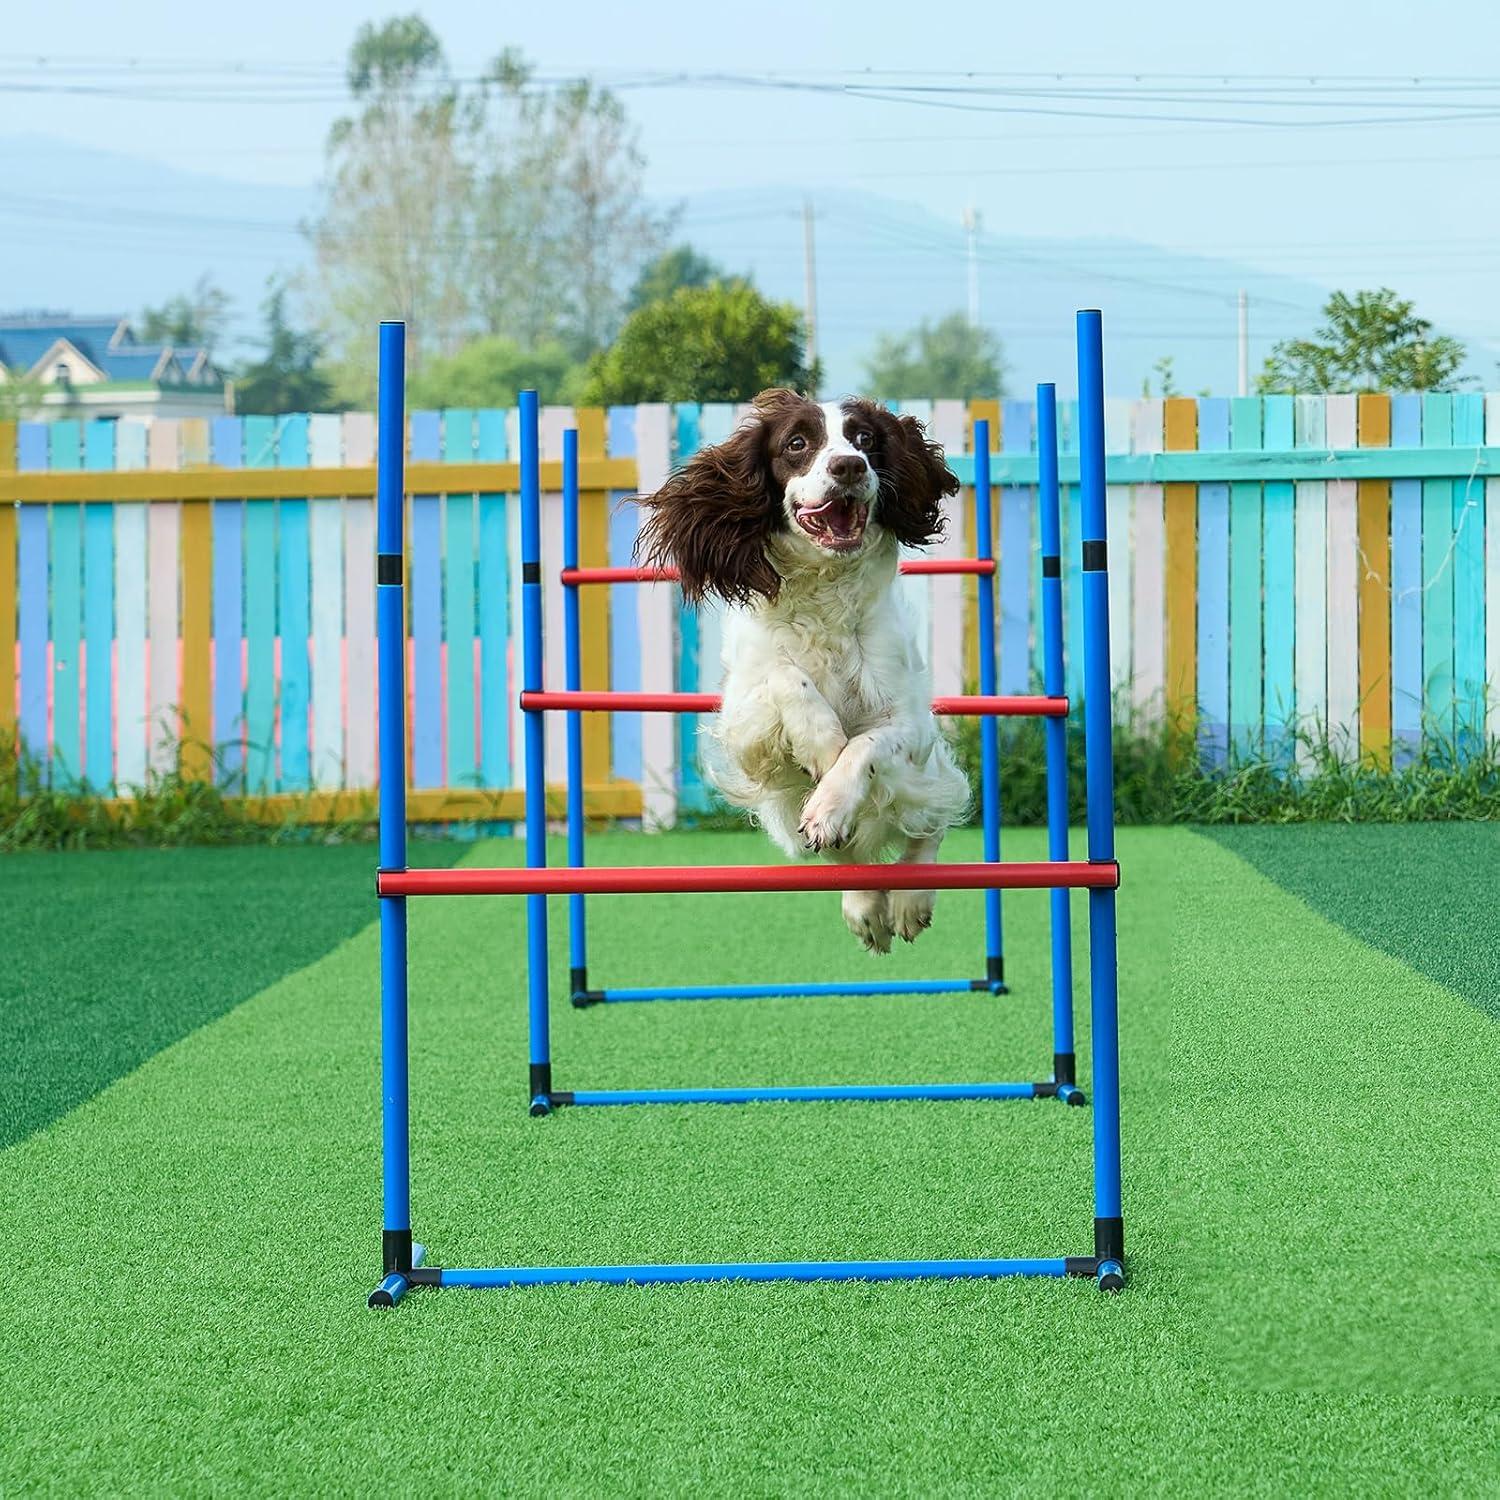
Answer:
[1262, 397, 1295, 757]
[276, 415, 310, 791]
[1196, 399, 1231, 766]
[476, 409, 510, 790]
[442, 409, 474, 463]
[211, 418, 244, 781]
[1229, 397, 1263, 758]
[50, 504, 82, 788]
[17, 506, 47, 769]
[243, 417, 278, 794]
[1421, 393, 1455, 748]
[444, 397, 479, 787]
[409, 411, 442, 789]
[445, 493, 477, 786]
[675, 403, 710, 812]
[83, 421, 115, 789]
[608, 405, 643, 782]
[1451, 393, 1485, 754]
[999, 399, 1033, 696]
[1389, 395, 1422, 765]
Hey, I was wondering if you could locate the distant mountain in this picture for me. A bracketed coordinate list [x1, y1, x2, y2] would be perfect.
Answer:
[677, 186, 1498, 399]
[1, 136, 1491, 398]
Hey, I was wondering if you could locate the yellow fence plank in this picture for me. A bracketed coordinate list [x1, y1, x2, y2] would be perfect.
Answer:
[576, 407, 611, 781]
[1163, 397, 1198, 732]
[179, 501, 213, 780]
[1357, 393, 1392, 767]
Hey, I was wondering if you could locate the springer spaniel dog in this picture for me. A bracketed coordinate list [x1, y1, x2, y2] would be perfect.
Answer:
[636, 391, 971, 953]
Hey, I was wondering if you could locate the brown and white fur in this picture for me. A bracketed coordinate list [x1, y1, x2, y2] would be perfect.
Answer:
[636, 390, 970, 953]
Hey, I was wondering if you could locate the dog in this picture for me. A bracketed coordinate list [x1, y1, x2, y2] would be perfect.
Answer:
[635, 390, 971, 953]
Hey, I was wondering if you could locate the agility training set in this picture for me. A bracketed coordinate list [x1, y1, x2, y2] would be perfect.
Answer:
[369, 310, 1125, 1305]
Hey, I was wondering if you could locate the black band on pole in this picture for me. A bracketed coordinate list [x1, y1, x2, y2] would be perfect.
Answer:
[986, 955, 1005, 985]
[1041, 555, 1061, 579]
[1082, 539, 1107, 572]
[530, 1061, 552, 1098]
[377, 553, 403, 586]
[522, 561, 542, 584]
[1053, 1052, 1076, 1087]
[1063, 1256, 1098, 1277]
[1094, 1215, 1124, 1264]
[382, 1227, 413, 1274]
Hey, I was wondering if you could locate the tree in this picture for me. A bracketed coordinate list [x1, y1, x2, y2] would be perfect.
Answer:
[407, 335, 584, 407]
[309, 18, 666, 401]
[864, 313, 1004, 400]
[580, 281, 818, 405]
[139, 274, 232, 358]
[1258, 289, 1466, 394]
[626, 245, 722, 314]
[1141, 355, 1178, 398]
[234, 282, 342, 414]
[310, 15, 475, 402]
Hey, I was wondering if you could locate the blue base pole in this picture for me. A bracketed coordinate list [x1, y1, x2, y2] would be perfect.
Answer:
[562, 1081, 1041, 1107]
[437, 1256, 1075, 1289]
[598, 978, 996, 1003]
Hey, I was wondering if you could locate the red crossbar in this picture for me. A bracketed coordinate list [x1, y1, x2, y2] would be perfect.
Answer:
[560, 558, 994, 586]
[519, 690, 1066, 717]
[379, 860, 1118, 897]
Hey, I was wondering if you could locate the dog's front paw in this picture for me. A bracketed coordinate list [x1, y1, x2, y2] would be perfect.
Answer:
[889, 888, 936, 944]
[843, 889, 893, 954]
[798, 729, 847, 784]
[798, 775, 859, 851]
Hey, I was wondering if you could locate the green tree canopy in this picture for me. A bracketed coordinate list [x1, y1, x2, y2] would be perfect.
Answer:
[139, 274, 232, 359]
[1258, 289, 1466, 394]
[626, 245, 723, 314]
[407, 336, 584, 408]
[581, 281, 818, 405]
[863, 313, 1004, 400]
[234, 282, 344, 415]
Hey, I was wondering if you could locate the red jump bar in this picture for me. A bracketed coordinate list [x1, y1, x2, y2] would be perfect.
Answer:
[519, 690, 1067, 717]
[379, 860, 1118, 897]
[559, 558, 995, 586]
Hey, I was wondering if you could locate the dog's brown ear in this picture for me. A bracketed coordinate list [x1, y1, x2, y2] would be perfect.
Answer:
[634, 421, 781, 606]
[871, 407, 958, 548]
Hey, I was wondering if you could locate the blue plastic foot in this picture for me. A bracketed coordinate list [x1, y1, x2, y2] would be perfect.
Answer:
[1097, 1258, 1124, 1293]
[368, 1272, 410, 1308]
[529, 1094, 552, 1117]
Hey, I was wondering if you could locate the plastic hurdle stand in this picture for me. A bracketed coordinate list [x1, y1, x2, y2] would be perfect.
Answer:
[370, 311, 1125, 1304]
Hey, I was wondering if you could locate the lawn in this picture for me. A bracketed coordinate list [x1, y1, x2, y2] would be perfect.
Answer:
[3, 825, 1494, 1494]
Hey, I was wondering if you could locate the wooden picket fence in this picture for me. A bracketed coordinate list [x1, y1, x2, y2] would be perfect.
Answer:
[1, 392, 1496, 826]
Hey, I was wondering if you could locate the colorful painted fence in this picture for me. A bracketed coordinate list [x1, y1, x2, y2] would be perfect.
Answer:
[1, 393, 1496, 825]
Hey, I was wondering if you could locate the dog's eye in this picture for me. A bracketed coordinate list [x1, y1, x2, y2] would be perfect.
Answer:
[787, 434, 807, 453]
[852, 429, 874, 451]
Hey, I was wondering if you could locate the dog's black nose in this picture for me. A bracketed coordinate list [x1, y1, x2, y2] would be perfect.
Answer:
[827, 454, 866, 485]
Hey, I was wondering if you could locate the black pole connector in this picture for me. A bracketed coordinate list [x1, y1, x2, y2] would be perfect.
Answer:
[1053, 1052, 1076, 1087]
[569, 968, 604, 1006]
[987, 955, 1005, 985]
[382, 1227, 413, 1275]
[1094, 1215, 1124, 1265]
[530, 1062, 552, 1099]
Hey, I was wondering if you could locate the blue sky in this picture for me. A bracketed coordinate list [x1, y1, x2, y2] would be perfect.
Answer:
[3, 1, 1500, 390]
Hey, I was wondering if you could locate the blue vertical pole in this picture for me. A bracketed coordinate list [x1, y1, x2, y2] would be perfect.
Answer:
[1076, 310, 1124, 1291]
[1037, 386, 1078, 1096]
[519, 390, 554, 1115]
[561, 429, 589, 1003]
[972, 420, 1005, 992]
[376, 321, 412, 1276]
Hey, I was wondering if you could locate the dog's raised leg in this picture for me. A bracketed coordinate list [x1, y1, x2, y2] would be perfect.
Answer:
[823, 846, 895, 955]
[889, 832, 941, 944]
[798, 725, 906, 852]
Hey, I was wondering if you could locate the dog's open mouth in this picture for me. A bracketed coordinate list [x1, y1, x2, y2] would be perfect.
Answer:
[794, 495, 869, 552]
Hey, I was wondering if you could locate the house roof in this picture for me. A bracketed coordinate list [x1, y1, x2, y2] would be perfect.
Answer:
[0, 313, 220, 387]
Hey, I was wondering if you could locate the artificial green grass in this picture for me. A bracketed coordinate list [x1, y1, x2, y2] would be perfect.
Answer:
[1205, 823, 1500, 1021]
[2, 828, 1494, 1493]
[0, 841, 458, 1149]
